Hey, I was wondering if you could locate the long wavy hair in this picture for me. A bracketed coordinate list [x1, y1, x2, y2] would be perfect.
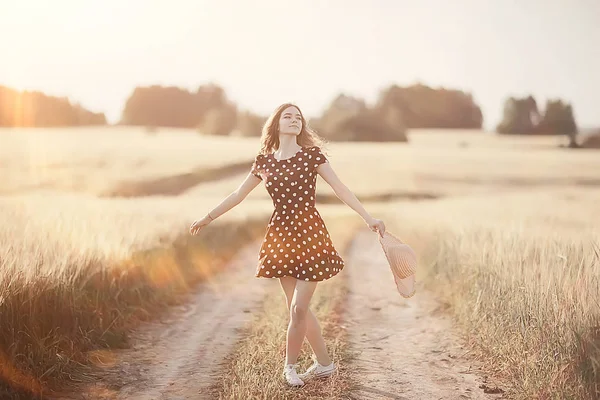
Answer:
[258, 103, 328, 156]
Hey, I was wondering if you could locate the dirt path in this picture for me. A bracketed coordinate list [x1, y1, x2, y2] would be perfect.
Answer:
[345, 228, 505, 399]
[63, 229, 504, 400]
[68, 241, 269, 400]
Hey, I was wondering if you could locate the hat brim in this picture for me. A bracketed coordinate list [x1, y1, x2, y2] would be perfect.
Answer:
[378, 231, 417, 298]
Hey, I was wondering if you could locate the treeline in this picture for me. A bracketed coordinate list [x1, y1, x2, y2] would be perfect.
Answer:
[120, 84, 264, 137]
[0, 85, 106, 127]
[1, 82, 582, 143]
[495, 95, 579, 146]
[496, 95, 577, 135]
[120, 82, 483, 142]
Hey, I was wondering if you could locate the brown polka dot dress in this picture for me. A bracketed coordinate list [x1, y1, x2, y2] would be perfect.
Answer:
[250, 146, 345, 282]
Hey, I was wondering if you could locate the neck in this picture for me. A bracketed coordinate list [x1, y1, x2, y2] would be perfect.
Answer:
[277, 135, 300, 154]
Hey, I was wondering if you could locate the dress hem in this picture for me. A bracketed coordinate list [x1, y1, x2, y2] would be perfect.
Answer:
[254, 267, 344, 282]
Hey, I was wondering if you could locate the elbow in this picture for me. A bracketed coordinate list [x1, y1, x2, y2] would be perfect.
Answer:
[333, 185, 349, 202]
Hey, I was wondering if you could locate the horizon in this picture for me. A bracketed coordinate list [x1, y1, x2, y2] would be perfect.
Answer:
[2, 0, 598, 130]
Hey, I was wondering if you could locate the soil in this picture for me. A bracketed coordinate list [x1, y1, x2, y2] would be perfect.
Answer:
[56, 229, 505, 399]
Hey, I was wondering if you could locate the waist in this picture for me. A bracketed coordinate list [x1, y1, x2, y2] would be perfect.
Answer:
[273, 203, 317, 212]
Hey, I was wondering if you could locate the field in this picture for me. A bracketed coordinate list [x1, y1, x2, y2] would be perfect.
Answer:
[1, 126, 599, 399]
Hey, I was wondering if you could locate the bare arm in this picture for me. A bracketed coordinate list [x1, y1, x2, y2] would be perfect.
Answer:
[316, 163, 371, 220]
[190, 172, 261, 235]
[316, 162, 386, 236]
[207, 172, 262, 219]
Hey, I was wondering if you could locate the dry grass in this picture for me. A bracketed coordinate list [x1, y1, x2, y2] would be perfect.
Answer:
[0, 193, 270, 398]
[0, 126, 259, 195]
[378, 188, 600, 399]
[3, 127, 600, 200]
[2, 126, 599, 399]
[211, 217, 362, 400]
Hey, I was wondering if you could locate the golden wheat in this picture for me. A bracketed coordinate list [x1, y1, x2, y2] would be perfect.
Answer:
[1, 126, 599, 398]
[380, 188, 600, 399]
[0, 191, 271, 397]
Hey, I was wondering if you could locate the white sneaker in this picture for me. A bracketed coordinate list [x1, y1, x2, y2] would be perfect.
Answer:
[298, 358, 336, 379]
[282, 363, 304, 387]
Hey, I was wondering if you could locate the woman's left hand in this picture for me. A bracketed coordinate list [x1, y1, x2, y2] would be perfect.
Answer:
[366, 217, 386, 237]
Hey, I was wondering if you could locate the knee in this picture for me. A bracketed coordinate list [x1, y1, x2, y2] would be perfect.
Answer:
[290, 303, 308, 324]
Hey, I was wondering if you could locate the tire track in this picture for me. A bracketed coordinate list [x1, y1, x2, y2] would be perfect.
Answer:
[345, 228, 505, 399]
[71, 241, 269, 400]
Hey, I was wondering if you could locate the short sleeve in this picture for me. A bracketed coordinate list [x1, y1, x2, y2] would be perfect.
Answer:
[311, 146, 329, 168]
[251, 154, 263, 180]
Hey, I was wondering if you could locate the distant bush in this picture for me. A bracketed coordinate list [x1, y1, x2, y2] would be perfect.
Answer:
[121, 83, 234, 129]
[197, 103, 237, 136]
[0, 85, 106, 127]
[232, 111, 267, 137]
[377, 83, 483, 129]
[312, 94, 408, 142]
[580, 133, 600, 149]
[496, 95, 579, 146]
[539, 99, 578, 147]
[496, 96, 541, 135]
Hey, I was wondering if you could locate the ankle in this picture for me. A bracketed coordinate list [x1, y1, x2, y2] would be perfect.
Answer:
[314, 354, 331, 366]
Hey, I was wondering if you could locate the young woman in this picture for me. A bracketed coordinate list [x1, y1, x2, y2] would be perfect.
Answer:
[190, 103, 385, 387]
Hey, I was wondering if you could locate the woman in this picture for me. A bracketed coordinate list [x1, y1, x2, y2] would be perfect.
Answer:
[190, 103, 385, 387]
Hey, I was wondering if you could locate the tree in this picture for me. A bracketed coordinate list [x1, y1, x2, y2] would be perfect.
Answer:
[312, 93, 407, 142]
[538, 99, 578, 146]
[0, 85, 106, 127]
[496, 96, 578, 145]
[377, 84, 483, 129]
[496, 96, 540, 134]
[120, 83, 234, 129]
[233, 111, 267, 137]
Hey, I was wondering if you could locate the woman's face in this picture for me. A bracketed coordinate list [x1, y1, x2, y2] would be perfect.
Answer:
[278, 106, 302, 136]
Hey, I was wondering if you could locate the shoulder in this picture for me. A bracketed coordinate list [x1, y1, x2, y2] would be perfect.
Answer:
[253, 153, 267, 166]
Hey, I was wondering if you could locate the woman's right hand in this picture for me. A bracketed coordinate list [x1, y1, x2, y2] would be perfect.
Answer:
[190, 215, 212, 235]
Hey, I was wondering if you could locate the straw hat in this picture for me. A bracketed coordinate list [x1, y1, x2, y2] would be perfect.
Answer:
[378, 231, 417, 298]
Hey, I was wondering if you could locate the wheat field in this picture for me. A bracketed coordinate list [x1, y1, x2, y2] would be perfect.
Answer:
[1, 126, 599, 399]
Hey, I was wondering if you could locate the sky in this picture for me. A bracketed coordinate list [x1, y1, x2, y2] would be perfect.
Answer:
[1, 0, 598, 129]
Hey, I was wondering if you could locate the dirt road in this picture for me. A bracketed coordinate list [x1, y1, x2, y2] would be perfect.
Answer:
[66, 229, 503, 399]
[345, 228, 504, 399]
[67, 241, 269, 400]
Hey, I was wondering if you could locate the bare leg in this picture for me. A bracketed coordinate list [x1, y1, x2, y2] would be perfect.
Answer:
[279, 277, 331, 366]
